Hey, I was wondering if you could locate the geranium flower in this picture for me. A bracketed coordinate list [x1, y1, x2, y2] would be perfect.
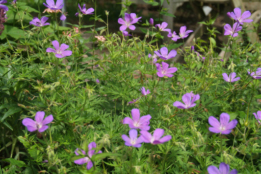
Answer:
[74, 142, 102, 170]
[178, 26, 193, 39]
[141, 87, 150, 96]
[227, 7, 253, 24]
[118, 13, 141, 31]
[248, 68, 261, 79]
[123, 108, 151, 131]
[43, 0, 63, 10]
[76, 4, 94, 16]
[46, 40, 72, 58]
[208, 162, 238, 174]
[140, 128, 171, 145]
[155, 22, 171, 32]
[168, 31, 180, 41]
[208, 113, 238, 134]
[253, 111, 261, 124]
[149, 18, 154, 25]
[0, 0, 8, 11]
[22, 111, 53, 132]
[156, 62, 177, 78]
[60, 14, 66, 21]
[222, 72, 240, 82]
[122, 129, 144, 147]
[128, 99, 138, 104]
[29, 16, 50, 27]
[173, 92, 200, 109]
[148, 54, 158, 64]
[154, 47, 177, 60]
[191, 46, 205, 60]
[224, 22, 242, 37]
[122, 31, 131, 36]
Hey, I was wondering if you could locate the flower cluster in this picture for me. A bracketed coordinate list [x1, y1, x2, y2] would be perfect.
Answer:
[122, 108, 171, 147]
[224, 8, 253, 37]
[118, 13, 141, 36]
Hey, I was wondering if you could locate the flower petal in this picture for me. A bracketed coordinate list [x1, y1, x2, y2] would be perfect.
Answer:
[207, 165, 220, 174]
[123, 117, 133, 125]
[38, 125, 49, 132]
[153, 128, 164, 140]
[35, 111, 45, 124]
[159, 135, 171, 143]
[122, 134, 130, 144]
[46, 48, 56, 53]
[131, 108, 140, 121]
[52, 40, 60, 50]
[140, 131, 152, 143]
[208, 116, 220, 128]
[42, 115, 53, 125]
[88, 142, 97, 151]
[22, 118, 36, 127]
[129, 129, 138, 139]
[226, 119, 238, 130]
[222, 73, 229, 82]
[173, 101, 186, 109]
[74, 157, 88, 165]
[209, 127, 221, 134]
[219, 113, 230, 126]
[86, 161, 93, 170]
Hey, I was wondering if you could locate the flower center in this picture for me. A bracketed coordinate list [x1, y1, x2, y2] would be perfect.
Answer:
[37, 122, 43, 129]
[130, 138, 137, 145]
[162, 70, 166, 75]
[219, 125, 226, 131]
[133, 121, 140, 127]
[56, 49, 62, 54]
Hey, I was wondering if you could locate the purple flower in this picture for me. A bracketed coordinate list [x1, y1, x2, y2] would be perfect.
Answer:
[224, 22, 242, 37]
[208, 162, 238, 174]
[141, 87, 150, 96]
[122, 129, 144, 147]
[148, 54, 158, 64]
[46, 40, 72, 58]
[0, 0, 8, 11]
[156, 62, 177, 78]
[43, 0, 63, 10]
[77, 4, 94, 16]
[118, 13, 141, 31]
[96, 79, 100, 83]
[123, 108, 151, 131]
[155, 22, 171, 32]
[154, 47, 177, 60]
[168, 31, 180, 41]
[253, 111, 261, 124]
[178, 26, 193, 39]
[227, 7, 253, 25]
[128, 99, 138, 104]
[60, 14, 66, 21]
[140, 128, 172, 145]
[222, 72, 240, 82]
[74, 142, 102, 170]
[122, 30, 131, 36]
[208, 113, 238, 134]
[22, 111, 53, 132]
[248, 68, 261, 79]
[173, 92, 200, 109]
[29, 16, 50, 27]
[149, 18, 154, 25]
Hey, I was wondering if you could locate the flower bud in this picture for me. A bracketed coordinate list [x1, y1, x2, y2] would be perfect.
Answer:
[149, 18, 154, 25]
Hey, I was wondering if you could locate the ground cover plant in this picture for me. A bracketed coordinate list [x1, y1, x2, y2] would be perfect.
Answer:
[1, 0, 261, 173]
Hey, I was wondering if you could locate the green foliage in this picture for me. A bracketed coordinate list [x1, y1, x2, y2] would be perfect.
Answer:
[1, 0, 261, 173]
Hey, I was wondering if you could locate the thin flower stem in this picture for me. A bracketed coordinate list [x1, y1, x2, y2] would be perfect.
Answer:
[220, 133, 223, 157]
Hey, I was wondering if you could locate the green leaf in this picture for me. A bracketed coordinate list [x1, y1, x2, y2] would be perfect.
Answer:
[3, 158, 26, 167]
[91, 153, 121, 161]
[1, 106, 21, 122]
[5, 25, 26, 40]
[160, 11, 175, 17]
